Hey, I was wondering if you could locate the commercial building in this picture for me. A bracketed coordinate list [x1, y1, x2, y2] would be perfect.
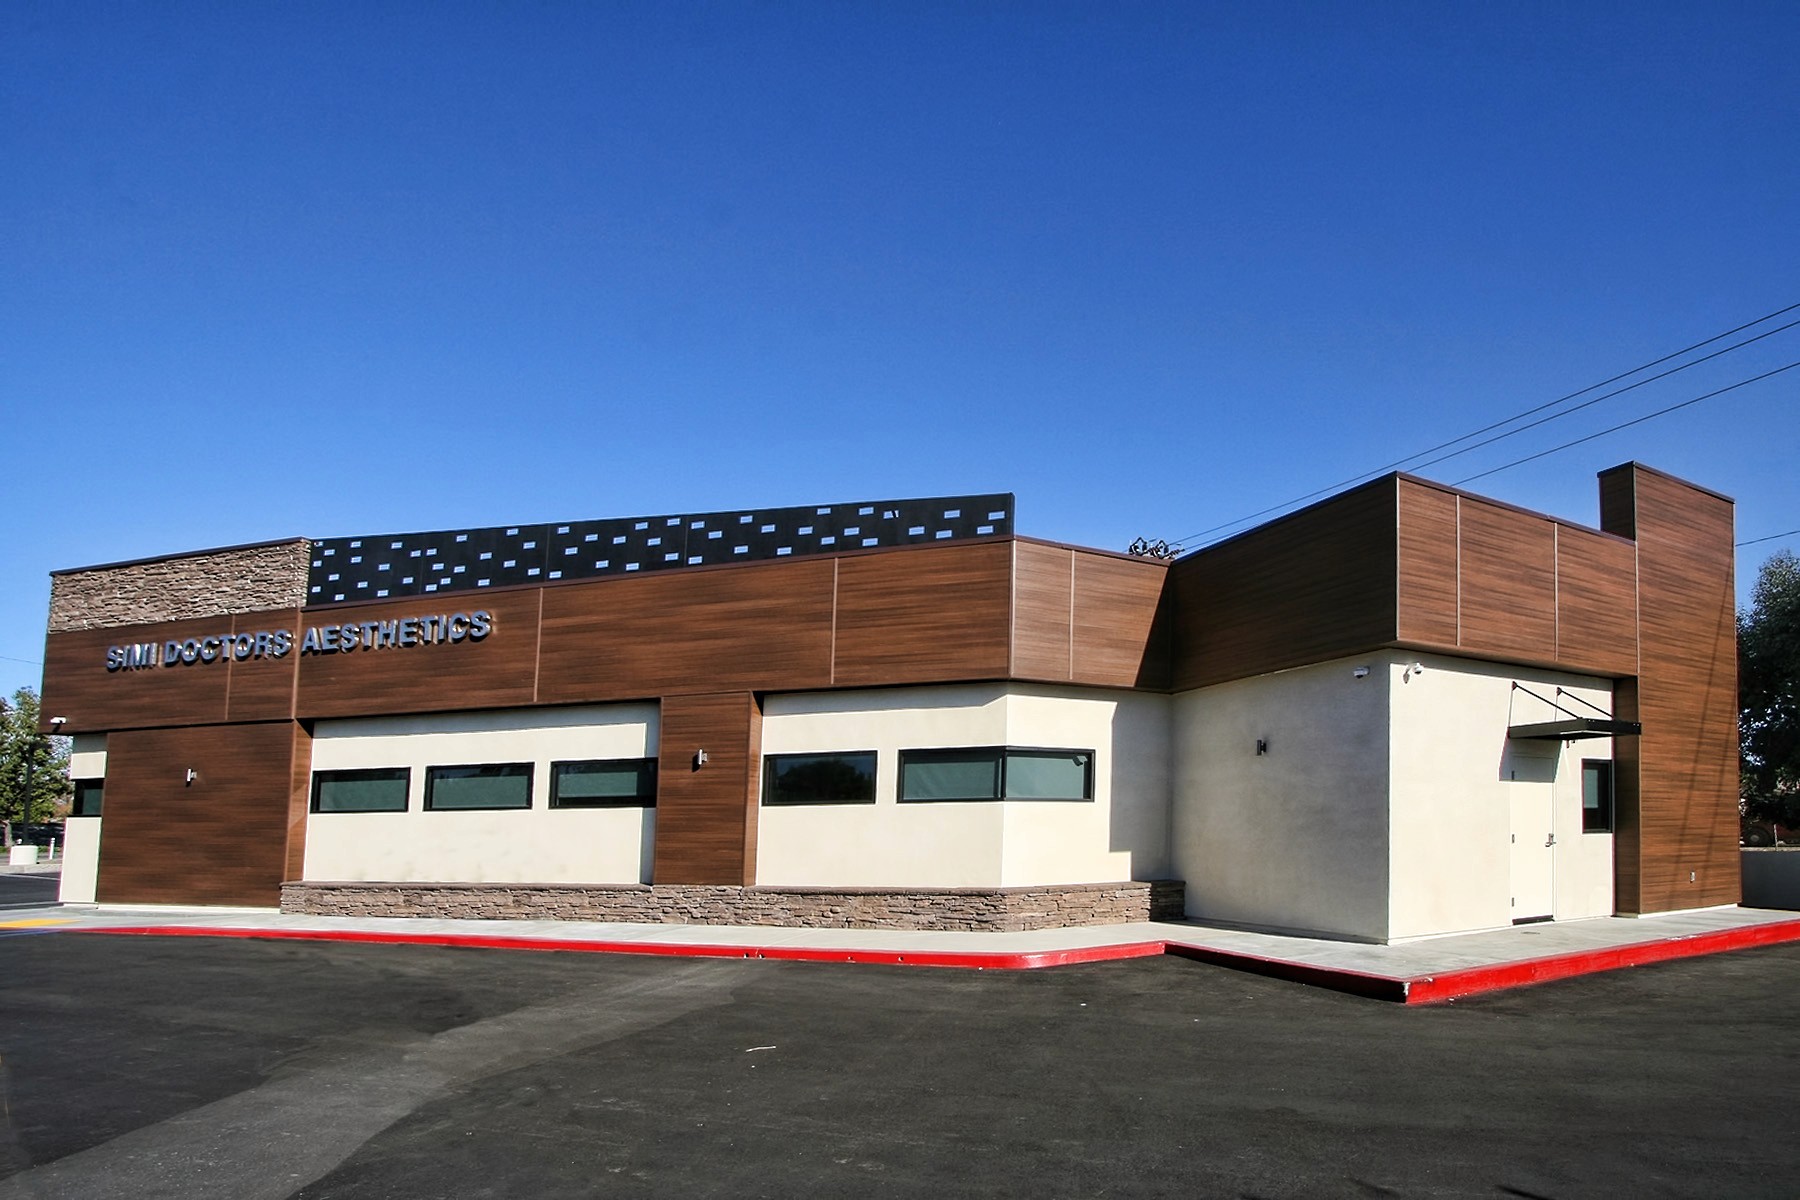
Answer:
[40, 463, 1739, 942]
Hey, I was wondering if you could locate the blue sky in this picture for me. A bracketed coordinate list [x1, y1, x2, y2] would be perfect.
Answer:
[3, 1, 1796, 698]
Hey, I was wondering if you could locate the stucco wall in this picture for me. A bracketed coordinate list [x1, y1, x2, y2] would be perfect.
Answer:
[303, 704, 657, 885]
[1173, 657, 1392, 941]
[49, 540, 312, 632]
[1386, 653, 1615, 940]
[58, 734, 106, 904]
[755, 685, 1170, 888]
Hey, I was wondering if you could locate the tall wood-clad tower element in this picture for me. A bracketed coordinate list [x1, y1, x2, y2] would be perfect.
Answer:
[1600, 463, 1740, 913]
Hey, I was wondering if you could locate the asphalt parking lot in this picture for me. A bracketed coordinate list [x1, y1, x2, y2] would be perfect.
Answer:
[0, 874, 59, 911]
[0, 932, 1795, 1199]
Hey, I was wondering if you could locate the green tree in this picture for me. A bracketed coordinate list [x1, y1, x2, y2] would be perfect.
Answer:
[1741, 550, 1800, 826]
[0, 688, 70, 847]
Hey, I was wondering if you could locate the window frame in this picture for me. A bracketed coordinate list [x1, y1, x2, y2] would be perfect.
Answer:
[549, 758, 658, 808]
[309, 767, 411, 814]
[69, 778, 104, 818]
[1581, 758, 1614, 834]
[761, 750, 880, 807]
[423, 763, 534, 812]
[897, 746, 1095, 803]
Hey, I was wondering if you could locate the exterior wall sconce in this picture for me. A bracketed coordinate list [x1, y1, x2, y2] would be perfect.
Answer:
[185, 768, 198, 786]
[693, 749, 709, 770]
[1255, 739, 1268, 756]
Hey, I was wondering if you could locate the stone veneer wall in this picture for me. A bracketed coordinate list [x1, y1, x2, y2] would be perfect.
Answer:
[282, 880, 1187, 932]
[49, 540, 312, 632]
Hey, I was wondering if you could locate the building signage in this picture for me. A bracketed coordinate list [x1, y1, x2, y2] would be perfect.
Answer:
[105, 610, 493, 672]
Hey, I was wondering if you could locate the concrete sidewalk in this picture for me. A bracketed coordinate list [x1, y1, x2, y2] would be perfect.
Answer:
[6, 899, 1799, 1003]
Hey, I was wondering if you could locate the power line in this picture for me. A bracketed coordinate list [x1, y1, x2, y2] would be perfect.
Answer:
[1167, 299, 1800, 549]
[1451, 360, 1800, 486]
[0, 654, 43, 667]
[1738, 528, 1800, 548]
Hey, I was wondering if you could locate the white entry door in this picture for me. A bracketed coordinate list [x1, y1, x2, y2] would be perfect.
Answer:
[1509, 784, 1555, 922]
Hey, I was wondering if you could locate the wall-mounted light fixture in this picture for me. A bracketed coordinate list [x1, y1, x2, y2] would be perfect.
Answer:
[1255, 738, 1268, 757]
[185, 768, 198, 786]
[693, 749, 709, 770]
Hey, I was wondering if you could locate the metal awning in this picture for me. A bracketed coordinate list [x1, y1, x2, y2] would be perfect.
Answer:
[1507, 717, 1642, 741]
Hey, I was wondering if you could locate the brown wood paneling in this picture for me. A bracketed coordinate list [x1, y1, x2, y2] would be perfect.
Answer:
[283, 721, 314, 883]
[1554, 527, 1638, 676]
[225, 609, 301, 722]
[1600, 464, 1739, 913]
[1071, 552, 1170, 689]
[1456, 499, 1556, 662]
[1168, 477, 1398, 690]
[40, 616, 236, 734]
[537, 557, 834, 704]
[1011, 541, 1073, 681]
[96, 721, 301, 906]
[1396, 479, 1460, 646]
[652, 692, 761, 885]
[833, 542, 1013, 687]
[294, 590, 541, 718]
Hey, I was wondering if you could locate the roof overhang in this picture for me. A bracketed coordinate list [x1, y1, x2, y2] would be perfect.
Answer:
[1507, 717, 1642, 741]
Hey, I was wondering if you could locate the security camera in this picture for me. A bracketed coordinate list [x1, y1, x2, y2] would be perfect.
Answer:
[49, 716, 68, 727]
[1352, 667, 1370, 679]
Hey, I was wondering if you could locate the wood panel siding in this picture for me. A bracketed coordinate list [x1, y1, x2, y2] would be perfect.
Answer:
[293, 589, 542, 719]
[1456, 500, 1557, 663]
[41, 616, 236, 734]
[284, 721, 314, 885]
[1071, 552, 1171, 689]
[1600, 463, 1739, 914]
[1168, 478, 1399, 691]
[538, 557, 835, 703]
[96, 721, 303, 906]
[1395, 480, 1460, 646]
[225, 609, 302, 722]
[1011, 541, 1074, 681]
[1554, 528, 1638, 676]
[832, 542, 1013, 687]
[652, 692, 762, 885]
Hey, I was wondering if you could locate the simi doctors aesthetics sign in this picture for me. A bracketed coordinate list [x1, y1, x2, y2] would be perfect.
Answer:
[105, 610, 494, 672]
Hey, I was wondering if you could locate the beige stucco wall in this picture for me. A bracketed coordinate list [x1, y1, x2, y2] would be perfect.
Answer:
[1172, 657, 1393, 941]
[755, 685, 1171, 888]
[303, 704, 657, 885]
[58, 734, 106, 903]
[1386, 653, 1615, 939]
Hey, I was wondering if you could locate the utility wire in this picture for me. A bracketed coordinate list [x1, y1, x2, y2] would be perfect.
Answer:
[1167, 299, 1800, 550]
[1738, 528, 1800, 548]
[0, 654, 43, 667]
[1451, 360, 1800, 486]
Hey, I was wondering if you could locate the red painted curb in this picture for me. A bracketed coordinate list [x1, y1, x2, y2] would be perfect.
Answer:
[1400, 916, 1800, 1004]
[77, 925, 1168, 971]
[71, 916, 1800, 1000]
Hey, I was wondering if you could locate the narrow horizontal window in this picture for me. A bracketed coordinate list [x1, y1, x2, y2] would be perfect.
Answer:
[899, 748, 999, 802]
[899, 747, 1095, 802]
[551, 759, 657, 808]
[311, 768, 409, 814]
[425, 763, 532, 811]
[763, 752, 877, 806]
[70, 778, 104, 817]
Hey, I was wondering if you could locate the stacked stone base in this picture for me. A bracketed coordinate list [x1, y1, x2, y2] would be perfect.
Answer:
[280, 879, 1186, 932]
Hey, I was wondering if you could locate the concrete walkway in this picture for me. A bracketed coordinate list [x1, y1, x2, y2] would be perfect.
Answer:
[5, 898, 1798, 1004]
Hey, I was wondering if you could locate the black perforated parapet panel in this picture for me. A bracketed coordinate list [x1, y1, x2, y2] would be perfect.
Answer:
[306, 493, 1015, 606]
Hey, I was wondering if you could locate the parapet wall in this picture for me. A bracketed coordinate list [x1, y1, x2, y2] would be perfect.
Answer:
[49, 540, 312, 633]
